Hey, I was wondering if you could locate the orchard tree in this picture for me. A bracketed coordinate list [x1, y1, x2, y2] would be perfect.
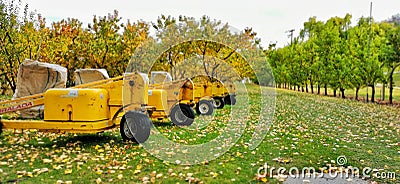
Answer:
[151, 15, 262, 83]
[380, 21, 400, 104]
[0, 0, 43, 93]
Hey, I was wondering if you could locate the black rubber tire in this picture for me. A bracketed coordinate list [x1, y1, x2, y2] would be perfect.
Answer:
[195, 100, 214, 115]
[224, 95, 236, 105]
[170, 104, 195, 126]
[231, 95, 237, 105]
[224, 95, 231, 105]
[195, 103, 201, 115]
[213, 97, 225, 109]
[120, 111, 151, 143]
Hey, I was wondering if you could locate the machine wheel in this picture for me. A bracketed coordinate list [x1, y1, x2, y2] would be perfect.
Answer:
[213, 97, 225, 109]
[195, 100, 214, 115]
[120, 111, 151, 143]
[224, 95, 236, 105]
[230, 95, 237, 105]
[170, 104, 195, 126]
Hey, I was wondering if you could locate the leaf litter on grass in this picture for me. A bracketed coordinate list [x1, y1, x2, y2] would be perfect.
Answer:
[0, 85, 399, 183]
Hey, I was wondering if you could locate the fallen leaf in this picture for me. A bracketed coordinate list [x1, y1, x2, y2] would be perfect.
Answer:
[65, 169, 72, 175]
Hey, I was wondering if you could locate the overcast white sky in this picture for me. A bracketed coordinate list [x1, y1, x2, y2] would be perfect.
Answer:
[24, 0, 400, 48]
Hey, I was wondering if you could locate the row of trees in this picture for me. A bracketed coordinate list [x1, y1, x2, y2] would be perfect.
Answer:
[128, 15, 264, 84]
[0, 0, 148, 92]
[0, 1, 264, 95]
[266, 14, 400, 104]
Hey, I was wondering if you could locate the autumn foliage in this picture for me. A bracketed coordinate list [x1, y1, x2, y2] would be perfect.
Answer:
[0, 1, 266, 95]
[0, 1, 149, 92]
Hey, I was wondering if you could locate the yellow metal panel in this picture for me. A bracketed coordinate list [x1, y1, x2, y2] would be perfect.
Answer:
[122, 73, 148, 112]
[94, 80, 123, 106]
[179, 80, 194, 102]
[150, 78, 194, 114]
[148, 89, 168, 112]
[44, 88, 109, 121]
[193, 85, 205, 99]
[212, 81, 227, 97]
[224, 80, 236, 94]
[149, 111, 167, 119]
[1, 119, 113, 133]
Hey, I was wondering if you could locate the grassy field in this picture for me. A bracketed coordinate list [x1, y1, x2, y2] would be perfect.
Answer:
[0, 84, 399, 183]
[326, 86, 400, 102]
[393, 73, 400, 87]
[293, 85, 400, 102]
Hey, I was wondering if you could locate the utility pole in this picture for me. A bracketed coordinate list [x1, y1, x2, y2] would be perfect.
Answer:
[366, 2, 373, 102]
[286, 29, 295, 45]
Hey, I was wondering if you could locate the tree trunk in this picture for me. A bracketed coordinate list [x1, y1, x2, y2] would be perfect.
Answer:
[301, 86, 304, 92]
[317, 84, 320, 95]
[381, 84, 385, 101]
[324, 84, 327, 96]
[298, 86, 300, 91]
[389, 77, 393, 105]
[389, 70, 394, 104]
[355, 87, 359, 101]
[305, 84, 309, 93]
[333, 89, 336, 97]
[310, 80, 314, 94]
[340, 88, 345, 99]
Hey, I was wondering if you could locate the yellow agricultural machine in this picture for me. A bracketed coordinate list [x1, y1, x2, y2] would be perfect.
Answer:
[191, 75, 236, 112]
[150, 72, 215, 116]
[0, 72, 196, 143]
[149, 72, 237, 115]
[212, 79, 237, 108]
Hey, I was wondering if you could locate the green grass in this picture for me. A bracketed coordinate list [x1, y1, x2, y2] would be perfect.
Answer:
[0, 85, 399, 183]
[298, 85, 400, 102]
[393, 73, 400, 87]
[331, 86, 400, 102]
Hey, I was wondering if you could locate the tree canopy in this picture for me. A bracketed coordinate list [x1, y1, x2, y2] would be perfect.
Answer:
[267, 14, 400, 104]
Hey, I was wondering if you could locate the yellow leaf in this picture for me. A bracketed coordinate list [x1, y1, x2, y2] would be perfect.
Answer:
[43, 159, 52, 164]
[65, 169, 72, 174]
[261, 178, 268, 183]
[53, 165, 62, 170]
[27, 172, 33, 177]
